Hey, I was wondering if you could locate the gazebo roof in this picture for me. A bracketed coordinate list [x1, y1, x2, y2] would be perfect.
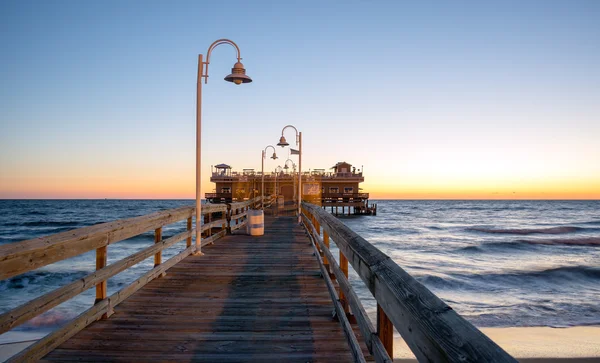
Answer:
[215, 163, 231, 169]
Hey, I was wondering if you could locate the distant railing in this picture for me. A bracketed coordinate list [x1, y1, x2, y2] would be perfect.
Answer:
[0, 196, 264, 362]
[322, 193, 370, 200]
[301, 202, 516, 363]
[205, 192, 233, 199]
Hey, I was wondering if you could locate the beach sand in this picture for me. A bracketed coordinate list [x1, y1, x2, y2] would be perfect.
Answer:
[2, 327, 600, 362]
[393, 326, 600, 362]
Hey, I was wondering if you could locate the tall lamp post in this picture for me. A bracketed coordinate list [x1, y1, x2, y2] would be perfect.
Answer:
[195, 39, 252, 256]
[261, 145, 278, 209]
[277, 125, 302, 223]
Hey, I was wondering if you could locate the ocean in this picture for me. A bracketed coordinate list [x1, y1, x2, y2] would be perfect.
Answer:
[1, 199, 599, 343]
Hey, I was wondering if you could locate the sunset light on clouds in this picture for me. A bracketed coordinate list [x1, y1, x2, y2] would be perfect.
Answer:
[1, 1, 599, 200]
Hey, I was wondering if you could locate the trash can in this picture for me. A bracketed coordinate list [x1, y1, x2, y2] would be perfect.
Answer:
[247, 209, 264, 236]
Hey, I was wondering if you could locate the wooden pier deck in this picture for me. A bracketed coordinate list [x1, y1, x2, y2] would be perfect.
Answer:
[40, 216, 367, 362]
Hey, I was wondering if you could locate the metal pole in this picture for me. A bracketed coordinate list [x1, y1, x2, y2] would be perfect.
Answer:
[194, 54, 203, 256]
[297, 131, 302, 224]
[261, 150, 265, 210]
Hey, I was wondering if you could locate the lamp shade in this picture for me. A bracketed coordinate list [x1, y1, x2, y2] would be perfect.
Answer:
[277, 136, 289, 147]
[224, 62, 252, 85]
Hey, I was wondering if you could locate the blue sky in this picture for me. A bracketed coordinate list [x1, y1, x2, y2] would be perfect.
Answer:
[1, 1, 599, 198]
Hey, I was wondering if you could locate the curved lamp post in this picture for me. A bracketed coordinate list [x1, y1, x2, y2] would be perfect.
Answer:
[262, 145, 278, 209]
[195, 39, 252, 256]
[277, 125, 302, 223]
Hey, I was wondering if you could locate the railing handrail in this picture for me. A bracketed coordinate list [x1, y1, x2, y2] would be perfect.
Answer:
[301, 202, 516, 363]
[0, 196, 264, 361]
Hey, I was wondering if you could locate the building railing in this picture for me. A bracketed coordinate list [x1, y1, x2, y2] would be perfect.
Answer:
[301, 202, 516, 363]
[322, 193, 369, 200]
[205, 192, 233, 199]
[0, 196, 264, 362]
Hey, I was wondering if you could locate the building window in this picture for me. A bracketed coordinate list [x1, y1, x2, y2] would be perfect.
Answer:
[344, 187, 354, 193]
[221, 187, 231, 194]
[329, 187, 339, 193]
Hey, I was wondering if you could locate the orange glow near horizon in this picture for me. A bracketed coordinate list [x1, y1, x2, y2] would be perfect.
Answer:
[2, 173, 599, 200]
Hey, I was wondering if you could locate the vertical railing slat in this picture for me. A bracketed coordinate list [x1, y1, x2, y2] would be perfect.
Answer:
[339, 251, 350, 314]
[186, 217, 192, 247]
[377, 303, 394, 358]
[154, 227, 166, 278]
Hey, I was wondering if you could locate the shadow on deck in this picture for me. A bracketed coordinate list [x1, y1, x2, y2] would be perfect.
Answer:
[41, 216, 363, 362]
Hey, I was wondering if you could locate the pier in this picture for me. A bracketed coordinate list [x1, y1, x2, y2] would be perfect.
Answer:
[0, 198, 515, 362]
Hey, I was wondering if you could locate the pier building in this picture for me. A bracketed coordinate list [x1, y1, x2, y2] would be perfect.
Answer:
[205, 161, 376, 215]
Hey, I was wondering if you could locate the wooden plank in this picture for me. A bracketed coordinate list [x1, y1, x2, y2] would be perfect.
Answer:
[41, 216, 358, 362]
[0, 230, 191, 334]
[302, 214, 366, 363]
[303, 203, 516, 363]
[0, 206, 195, 280]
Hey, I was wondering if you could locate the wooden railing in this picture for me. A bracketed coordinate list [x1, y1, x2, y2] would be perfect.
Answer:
[322, 193, 370, 200]
[0, 196, 263, 362]
[301, 202, 516, 363]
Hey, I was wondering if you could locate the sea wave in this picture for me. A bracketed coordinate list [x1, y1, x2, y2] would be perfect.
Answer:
[467, 266, 600, 284]
[0, 270, 89, 292]
[22, 221, 81, 227]
[518, 237, 600, 246]
[467, 226, 592, 235]
[459, 237, 600, 253]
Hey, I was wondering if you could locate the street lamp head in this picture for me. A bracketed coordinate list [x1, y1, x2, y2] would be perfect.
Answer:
[277, 136, 289, 147]
[271, 152, 278, 160]
[224, 61, 252, 85]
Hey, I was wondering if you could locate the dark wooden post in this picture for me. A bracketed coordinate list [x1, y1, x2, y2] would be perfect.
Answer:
[323, 230, 330, 274]
[377, 304, 394, 358]
[226, 204, 232, 234]
[186, 217, 192, 247]
[95, 246, 107, 305]
[154, 227, 166, 278]
[339, 251, 350, 314]
[95, 245, 113, 319]
[204, 213, 211, 237]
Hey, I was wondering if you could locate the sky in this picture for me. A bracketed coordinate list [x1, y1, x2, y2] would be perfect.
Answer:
[1, 0, 599, 199]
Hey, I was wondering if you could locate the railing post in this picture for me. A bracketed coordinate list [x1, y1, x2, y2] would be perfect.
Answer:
[323, 230, 330, 274]
[377, 303, 394, 358]
[154, 227, 166, 277]
[95, 246, 107, 305]
[95, 246, 112, 319]
[226, 204, 232, 234]
[204, 213, 211, 238]
[339, 251, 350, 314]
[186, 217, 192, 247]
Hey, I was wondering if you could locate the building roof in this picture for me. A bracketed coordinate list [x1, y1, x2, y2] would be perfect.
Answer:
[215, 164, 232, 169]
[331, 161, 352, 169]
